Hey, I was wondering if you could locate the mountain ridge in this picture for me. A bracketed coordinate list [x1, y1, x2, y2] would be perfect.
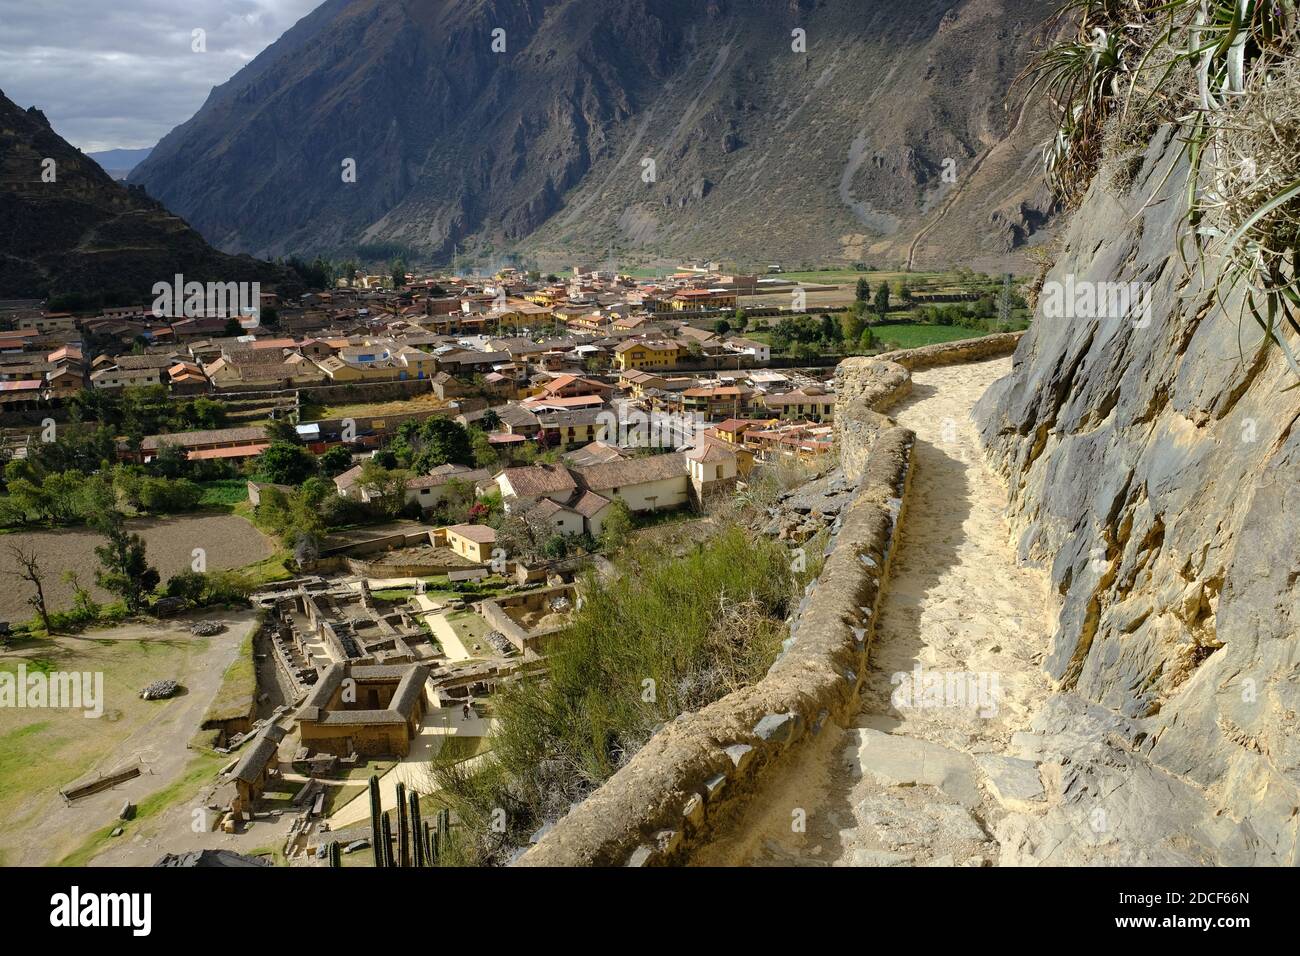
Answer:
[130, 0, 1059, 272]
[0, 90, 286, 301]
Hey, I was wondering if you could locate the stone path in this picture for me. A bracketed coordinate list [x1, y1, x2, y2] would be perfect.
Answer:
[695, 357, 1056, 867]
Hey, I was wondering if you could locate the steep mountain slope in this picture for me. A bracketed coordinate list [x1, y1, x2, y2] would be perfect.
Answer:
[0, 91, 282, 300]
[974, 126, 1300, 864]
[130, 0, 1057, 271]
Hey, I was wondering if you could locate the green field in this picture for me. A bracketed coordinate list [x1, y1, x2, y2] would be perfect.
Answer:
[871, 323, 1002, 350]
[197, 479, 251, 508]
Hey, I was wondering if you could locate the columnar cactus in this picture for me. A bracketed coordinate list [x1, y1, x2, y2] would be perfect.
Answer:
[380, 811, 395, 868]
[395, 782, 410, 868]
[410, 791, 425, 867]
[368, 775, 383, 868]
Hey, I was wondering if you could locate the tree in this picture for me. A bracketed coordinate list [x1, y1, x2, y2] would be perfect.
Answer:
[5, 544, 51, 633]
[257, 441, 318, 485]
[713, 319, 732, 337]
[357, 461, 410, 518]
[90, 511, 160, 614]
[599, 498, 634, 552]
[223, 317, 244, 338]
[413, 418, 474, 471]
[858, 326, 875, 353]
[390, 257, 407, 289]
[840, 309, 866, 343]
[873, 284, 891, 317]
[855, 277, 871, 302]
[480, 409, 502, 432]
[318, 445, 354, 476]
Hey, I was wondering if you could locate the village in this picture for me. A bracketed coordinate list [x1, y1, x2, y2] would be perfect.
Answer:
[1, 261, 932, 866]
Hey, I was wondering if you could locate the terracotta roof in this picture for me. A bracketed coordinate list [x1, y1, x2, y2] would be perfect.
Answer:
[142, 426, 267, 450]
[499, 463, 577, 499]
[447, 523, 496, 544]
[188, 443, 271, 461]
[576, 453, 687, 491]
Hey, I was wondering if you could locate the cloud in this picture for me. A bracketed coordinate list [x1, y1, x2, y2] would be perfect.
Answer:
[0, 0, 322, 151]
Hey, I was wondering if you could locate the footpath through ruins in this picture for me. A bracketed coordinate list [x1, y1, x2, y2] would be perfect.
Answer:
[696, 357, 1056, 866]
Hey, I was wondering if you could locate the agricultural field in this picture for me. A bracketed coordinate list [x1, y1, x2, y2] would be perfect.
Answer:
[0, 513, 274, 623]
[871, 323, 1004, 350]
[298, 390, 450, 422]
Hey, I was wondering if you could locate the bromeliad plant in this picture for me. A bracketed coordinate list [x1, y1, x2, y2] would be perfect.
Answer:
[1023, 0, 1300, 375]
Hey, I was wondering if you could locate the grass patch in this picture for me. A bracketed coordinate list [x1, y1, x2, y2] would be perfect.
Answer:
[56, 752, 228, 866]
[872, 323, 999, 350]
[432, 523, 794, 864]
[197, 479, 251, 509]
[202, 623, 258, 724]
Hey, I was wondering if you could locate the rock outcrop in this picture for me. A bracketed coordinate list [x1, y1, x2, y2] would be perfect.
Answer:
[974, 125, 1300, 865]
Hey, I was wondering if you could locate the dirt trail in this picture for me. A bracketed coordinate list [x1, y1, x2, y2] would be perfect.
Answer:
[696, 357, 1055, 867]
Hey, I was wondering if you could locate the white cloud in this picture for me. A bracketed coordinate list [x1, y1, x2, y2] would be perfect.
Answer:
[0, 0, 322, 151]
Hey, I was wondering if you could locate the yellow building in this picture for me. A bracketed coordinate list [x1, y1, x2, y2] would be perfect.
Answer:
[445, 524, 497, 563]
[613, 339, 682, 371]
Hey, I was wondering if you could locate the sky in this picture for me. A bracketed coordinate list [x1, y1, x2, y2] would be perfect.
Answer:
[0, 0, 322, 153]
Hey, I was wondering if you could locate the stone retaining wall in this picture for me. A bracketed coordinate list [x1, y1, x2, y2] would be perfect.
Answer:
[834, 332, 1023, 480]
[519, 332, 1023, 867]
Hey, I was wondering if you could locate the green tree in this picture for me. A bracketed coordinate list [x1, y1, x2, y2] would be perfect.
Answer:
[223, 317, 243, 337]
[357, 461, 410, 518]
[599, 498, 634, 552]
[855, 277, 871, 302]
[413, 419, 474, 471]
[840, 309, 866, 343]
[91, 510, 160, 613]
[858, 326, 875, 353]
[873, 284, 891, 317]
[257, 441, 318, 485]
[318, 445, 354, 476]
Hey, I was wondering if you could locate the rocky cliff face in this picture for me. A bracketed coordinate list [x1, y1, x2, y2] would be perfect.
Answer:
[0, 91, 282, 300]
[129, 0, 1056, 271]
[974, 126, 1300, 864]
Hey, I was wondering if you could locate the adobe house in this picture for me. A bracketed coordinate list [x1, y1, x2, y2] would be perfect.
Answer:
[296, 663, 431, 757]
[229, 723, 288, 816]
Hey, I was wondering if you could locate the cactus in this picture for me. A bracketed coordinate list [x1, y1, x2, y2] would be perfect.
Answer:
[395, 782, 410, 868]
[424, 821, 435, 866]
[410, 791, 425, 867]
[367, 775, 383, 868]
[380, 811, 395, 868]
[328, 841, 341, 868]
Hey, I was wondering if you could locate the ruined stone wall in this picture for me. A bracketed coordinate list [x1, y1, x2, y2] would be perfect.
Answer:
[973, 126, 1300, 864]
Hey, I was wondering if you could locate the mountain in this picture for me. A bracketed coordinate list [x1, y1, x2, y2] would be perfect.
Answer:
[87, 147, 153, 180]
[130, 0, 1058, 272]
[0, 91, 284, 301]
